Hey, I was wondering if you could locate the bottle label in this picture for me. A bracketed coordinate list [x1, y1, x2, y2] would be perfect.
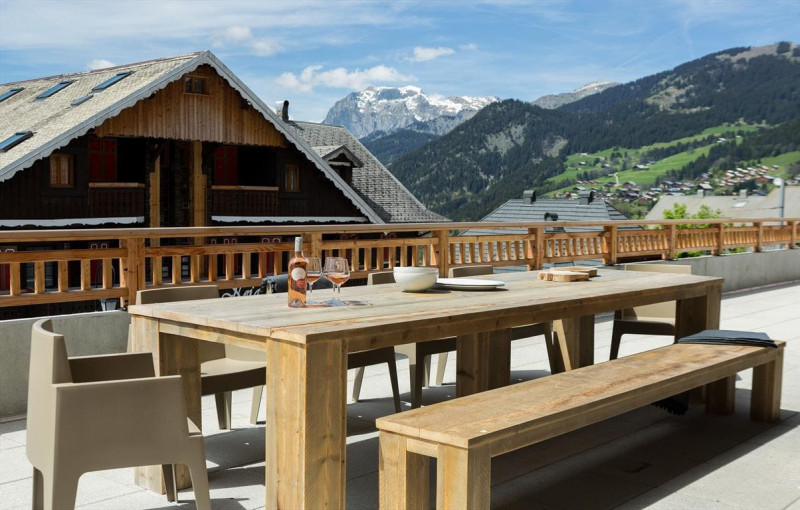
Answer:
[291, 268, 306, 281]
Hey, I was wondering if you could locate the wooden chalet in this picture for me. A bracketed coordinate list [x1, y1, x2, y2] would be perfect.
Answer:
[0, 51, 444, 305]
[0, 51, 443, 230]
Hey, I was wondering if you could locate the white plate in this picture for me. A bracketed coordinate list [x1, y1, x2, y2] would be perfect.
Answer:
[434, 278, 505, 290]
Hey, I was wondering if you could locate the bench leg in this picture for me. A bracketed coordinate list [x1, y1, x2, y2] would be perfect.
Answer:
[379, 432, 430, 510]
[437, 445, 491, 510]
[705, 375, 735, 415]
[751, 349, 784, 422]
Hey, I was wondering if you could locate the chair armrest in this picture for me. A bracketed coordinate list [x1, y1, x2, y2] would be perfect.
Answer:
[54, 376, 191, 446]
[69, 352, 155, 382]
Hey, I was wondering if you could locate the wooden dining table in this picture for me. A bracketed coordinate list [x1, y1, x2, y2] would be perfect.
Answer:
[128, 268, 722, 508]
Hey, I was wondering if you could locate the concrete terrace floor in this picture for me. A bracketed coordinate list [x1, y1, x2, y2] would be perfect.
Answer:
[1, 281, 799, 510]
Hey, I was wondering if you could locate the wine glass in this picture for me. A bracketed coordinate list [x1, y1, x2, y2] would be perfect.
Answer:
[324, 257, 350, 306]
[305, 257, 322, 304]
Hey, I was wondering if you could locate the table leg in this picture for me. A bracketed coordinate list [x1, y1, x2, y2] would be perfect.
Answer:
[675, 284, 722, 339]
[131, 317, 201, 493]
[552, 315, 595, 371]
[265, 339, 346, 509]
[455, 329, 511, 397]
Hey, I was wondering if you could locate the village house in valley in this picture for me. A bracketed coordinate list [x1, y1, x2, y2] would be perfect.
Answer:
[0, 51, 444, 301]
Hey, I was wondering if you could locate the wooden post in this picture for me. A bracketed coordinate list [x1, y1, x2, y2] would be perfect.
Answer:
[432, 229, 449, 277]
[9, 262, 21, 296]
[791, 220, 797, 249]
[534, 226, 545, 270]
[755, 221, 764, 252]
[308, 232, 322, 259]
[149, 154, 161, 230]
[667, 224, 678, 260]
[124, 238, 145, 307]
[603, 225, 618, 266]
[716, 223, 725, 255]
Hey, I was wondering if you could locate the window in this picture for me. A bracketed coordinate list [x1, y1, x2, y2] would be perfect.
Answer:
[0, 131, 33, 152]
[184, 75, 208, 95]
[71, 94, 93, 106]
[50, 153, 74, 188]
[92, 72, 132, 92]
[89, 138, 117, 181]
[36, 81, 74, 100]
[0, 88, 23, 103]
[214, 146, 238, 185]
[285, 165, 300, 192]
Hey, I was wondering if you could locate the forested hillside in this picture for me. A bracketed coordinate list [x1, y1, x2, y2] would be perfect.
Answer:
[388, 43, 800, 220]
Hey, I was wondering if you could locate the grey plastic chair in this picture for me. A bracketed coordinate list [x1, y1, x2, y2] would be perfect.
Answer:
[352, 271, 453, 408]
[135, 285, 266, 429]
[27, 319, 210, 510]
[609, 263, 692, 360]
[433, 266, 557, 385]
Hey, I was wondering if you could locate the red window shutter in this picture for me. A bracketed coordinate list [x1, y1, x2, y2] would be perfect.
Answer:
[89, 152, 101, 180]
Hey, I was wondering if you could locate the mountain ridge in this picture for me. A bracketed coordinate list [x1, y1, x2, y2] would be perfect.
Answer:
[322, 85, 498, 138]
[387, 42, 800, 221]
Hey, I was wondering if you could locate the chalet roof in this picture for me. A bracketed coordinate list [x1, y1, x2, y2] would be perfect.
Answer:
[311, 145, 364, 167]
[284, 121, 448, 223]
[0, 51, 384, 224]
[646, 187, 800, 221]
[466, 196, 632, 235]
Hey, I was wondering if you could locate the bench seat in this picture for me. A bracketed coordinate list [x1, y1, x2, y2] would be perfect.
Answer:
[376, 341, 785, 509]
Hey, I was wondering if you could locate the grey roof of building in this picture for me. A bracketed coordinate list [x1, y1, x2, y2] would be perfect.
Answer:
[466, 197, 632, 235]
[646, 187, 799, 221]
[284, 121, 448, 223]
[0, 51, 384, 224]
[311, 145, 364, 168]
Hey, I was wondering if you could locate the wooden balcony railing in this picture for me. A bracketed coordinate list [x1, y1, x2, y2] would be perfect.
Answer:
[211, 185, 279, 217]
[0, 218, 797, 309]
[88, 183, 146, 217]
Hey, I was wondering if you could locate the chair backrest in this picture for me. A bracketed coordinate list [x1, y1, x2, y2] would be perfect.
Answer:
[368, 271, 395, 285]
[448, 265, 494, 278]
[135, 285, 219, 305]
[624, 263, 692, 319]
[134, 286, 223, 361]
[27, 319, 72, 470]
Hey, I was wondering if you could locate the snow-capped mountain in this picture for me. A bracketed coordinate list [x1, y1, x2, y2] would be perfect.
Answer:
[323, 86, 499, 138]
[532, 81, 619, 109]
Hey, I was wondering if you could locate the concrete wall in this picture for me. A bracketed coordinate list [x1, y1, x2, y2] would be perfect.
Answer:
[0, 311, 130, 420]
[631, 249, 800, 293]
[1, 249, 798, 420]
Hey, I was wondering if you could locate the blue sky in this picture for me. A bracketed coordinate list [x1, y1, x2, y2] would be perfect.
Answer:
[1, 0, 798, 122]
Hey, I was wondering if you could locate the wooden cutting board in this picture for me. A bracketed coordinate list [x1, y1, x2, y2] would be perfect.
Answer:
[538, 270, 590, 282]
[559, 266, 599, 277]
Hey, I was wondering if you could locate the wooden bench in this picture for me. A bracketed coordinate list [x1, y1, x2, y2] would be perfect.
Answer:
[376, 341, 785, 509]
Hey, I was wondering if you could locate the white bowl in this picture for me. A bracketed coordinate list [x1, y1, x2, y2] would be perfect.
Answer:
[393, 267, 438, 292]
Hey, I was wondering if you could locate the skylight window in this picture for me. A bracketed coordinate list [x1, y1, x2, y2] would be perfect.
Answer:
[92, 71, 132, 91]
[36, 81, 74, 100]
[71, 94, 94, 106]
[0, 131, 33, 152]
[0, 88, 23, 103]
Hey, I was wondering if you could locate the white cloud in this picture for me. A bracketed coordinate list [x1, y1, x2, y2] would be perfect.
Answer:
[87, 59, 115, 70]
[275, 65, 416, 93]
[410, 46, 455, 62]
[459, 43, 478, 51]
[212, 25, 282, 57]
